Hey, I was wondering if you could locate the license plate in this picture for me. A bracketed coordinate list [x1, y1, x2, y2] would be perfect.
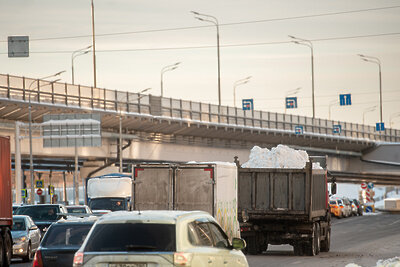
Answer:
[109, 264, 146, 267]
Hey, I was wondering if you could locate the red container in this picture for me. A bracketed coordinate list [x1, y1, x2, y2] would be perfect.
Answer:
[0, 136, 12, 227]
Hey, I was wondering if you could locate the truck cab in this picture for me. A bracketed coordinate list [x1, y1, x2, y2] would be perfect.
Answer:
[86, 173, 133, 212]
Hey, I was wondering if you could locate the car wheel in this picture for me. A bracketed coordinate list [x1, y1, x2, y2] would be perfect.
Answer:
[22, 243, 32, 262]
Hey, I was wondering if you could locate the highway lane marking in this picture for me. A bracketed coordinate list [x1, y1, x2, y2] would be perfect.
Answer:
[389, 219, 400, 226]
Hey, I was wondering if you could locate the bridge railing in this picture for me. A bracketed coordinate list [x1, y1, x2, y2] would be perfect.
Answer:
[1, 73, 399, 143]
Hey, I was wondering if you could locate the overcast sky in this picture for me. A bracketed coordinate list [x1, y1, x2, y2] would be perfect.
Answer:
[1, 0, 399, 128]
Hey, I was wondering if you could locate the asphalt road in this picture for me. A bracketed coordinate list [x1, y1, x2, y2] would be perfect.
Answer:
[11, 212, 400, 267]
[246, 212, 400, 267]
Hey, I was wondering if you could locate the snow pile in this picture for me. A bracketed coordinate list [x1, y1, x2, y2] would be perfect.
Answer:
[376, 257, 400, 267]
[242, 145, 318, 169]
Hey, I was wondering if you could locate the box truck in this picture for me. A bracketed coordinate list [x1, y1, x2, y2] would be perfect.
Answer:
[0, 136, 13, 266]
[132, 162, 240, 240]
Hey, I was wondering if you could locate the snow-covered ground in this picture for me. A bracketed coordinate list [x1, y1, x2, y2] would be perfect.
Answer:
[346, 256, 400, 267]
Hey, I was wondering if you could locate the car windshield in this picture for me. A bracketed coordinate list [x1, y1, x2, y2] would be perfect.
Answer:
[41, 223, 93, 248]
[15, 206, 59, 221]
[337, 200, 343, 205]
[12, 218, 26, 231]
[84, 223, 176, 252]
[89, 198, 126, 211]
[67, 207, 87, 214]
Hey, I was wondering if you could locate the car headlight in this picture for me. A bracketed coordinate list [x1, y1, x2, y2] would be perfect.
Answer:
[15, 236, 27, 243]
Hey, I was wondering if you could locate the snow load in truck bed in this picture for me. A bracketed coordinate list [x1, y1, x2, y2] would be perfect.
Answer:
[242, 144, 322, 169]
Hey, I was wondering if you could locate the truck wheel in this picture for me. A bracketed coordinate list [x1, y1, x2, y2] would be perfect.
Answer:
[0, 234, 4, 267]
[306, 223, 320, 256]
[3, 231, 12, 267]
[293, 243, 304, 256]
[320, 228, 330, 252]
[247, 236, 259, 255]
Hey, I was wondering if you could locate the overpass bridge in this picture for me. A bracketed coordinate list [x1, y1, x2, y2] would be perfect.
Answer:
[1, 73, 400, 187]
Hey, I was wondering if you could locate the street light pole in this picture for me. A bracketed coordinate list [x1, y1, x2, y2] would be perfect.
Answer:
[358, 54, 383, 123]
[192, 11, 221, 107]
[91, 0, 97, 88]
[161, 62, 180, 97]
[289, 35, 315, 119]
[284, 87, 301, 114]
[72, 45, 92, 85]
[27, 71, 65, 204]
[233, 76, 252, 108]
[363, 105, 377, 125]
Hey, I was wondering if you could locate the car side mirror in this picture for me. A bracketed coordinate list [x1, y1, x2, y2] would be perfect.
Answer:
[29, 225, 38, 231]
[232, 237, 246, 250]
[331, 183, 337, 195]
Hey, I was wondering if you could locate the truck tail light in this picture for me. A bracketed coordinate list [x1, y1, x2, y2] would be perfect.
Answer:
[73, 251, 84, 266]
[174, 252, 193, 266]
[240, 226, 251, 232]
[32, 250, 43, 267]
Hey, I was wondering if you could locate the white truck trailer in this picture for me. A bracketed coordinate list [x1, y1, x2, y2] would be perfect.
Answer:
[132, 162, 240, 239]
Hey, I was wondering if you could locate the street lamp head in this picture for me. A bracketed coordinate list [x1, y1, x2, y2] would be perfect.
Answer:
[55, 70, 66, 76]
[190, 11, 200, 15]
[288, 35, 296, 39]
[358, 54, 365, 58]
[194, 16, 204, 21]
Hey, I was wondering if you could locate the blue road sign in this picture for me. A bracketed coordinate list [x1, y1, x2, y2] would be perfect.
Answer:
[295, 126, 304, 135]
[285, 97, 298, 109]
[35, 179, 44, 189]
[376, 122, 385, 131]
[365, 206, 373, 213]
[242, 99, 254, 111]
[21, 189, 27, 198]
[367, 183, 374, 189]
[339, 94, 352, 106]
[333, 124, 342, 134]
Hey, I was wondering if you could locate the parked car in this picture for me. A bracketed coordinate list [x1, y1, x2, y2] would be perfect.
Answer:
[73, 210, 249, 267]
[11, 215, 41, 262]
[329, 199, 343, 218]
[352, 199, 364, 216]
[66, 205, 92, 214]
[341, 198, 353, 217]
[32, 217, 97, 267]
[14, 204, 68, 235]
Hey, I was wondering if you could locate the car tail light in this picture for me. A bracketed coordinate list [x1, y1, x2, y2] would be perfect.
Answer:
[174, 252, 193, 266]
[32, 250, 43, 267]
[340, 206, 344, 209]
[73, 251, 84, 266]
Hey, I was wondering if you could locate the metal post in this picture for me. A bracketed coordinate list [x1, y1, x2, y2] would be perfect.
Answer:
[216, 24, 221, 108]
[15, 122, 22, 204]
[91, 0, 97, 88]
[378, 65, 383, 123]
[28, 104, 34, 204]
[119, 115, 123, 172]
[311, 47, 315, 119]
[63, 171, 67, 204]
[74, 144, 79, 204]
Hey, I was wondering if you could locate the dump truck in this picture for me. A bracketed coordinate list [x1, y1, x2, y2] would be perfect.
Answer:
[0, 136, 13, 266]
[237, 161, 333, 256]
[85, 173, 133, 212]
[132, 162, 240, 240]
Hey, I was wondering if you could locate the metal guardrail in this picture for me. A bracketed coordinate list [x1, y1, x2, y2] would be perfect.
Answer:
[1, 73, 399, 142]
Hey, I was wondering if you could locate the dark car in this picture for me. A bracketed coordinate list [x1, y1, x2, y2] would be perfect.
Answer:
[33, 217, 97, 267]
[352, 199, 364, 216]
[14, 204, 68, 235]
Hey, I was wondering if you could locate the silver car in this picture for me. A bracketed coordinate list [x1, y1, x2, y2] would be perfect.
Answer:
[11, 215, 41, 261]
[73, 210, 248, 267]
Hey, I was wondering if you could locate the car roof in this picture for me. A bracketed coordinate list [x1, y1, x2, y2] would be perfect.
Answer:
[13, 215, 30, 219]
[67, 205, 89, 208]
[17, 204, 65, 207]
[97, 210, 212, 224]
[54, 216, 99, 224]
